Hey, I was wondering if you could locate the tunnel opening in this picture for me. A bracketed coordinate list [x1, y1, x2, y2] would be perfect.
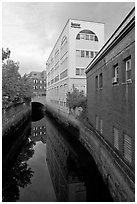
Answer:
[31, 102, 45, 122]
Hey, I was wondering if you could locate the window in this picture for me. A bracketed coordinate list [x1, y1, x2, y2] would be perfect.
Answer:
[76, 30, 98, 41]
[60, 69, 67, 80]
[95, 115, 99, 130]
[80, 34, 84, 39]
[95, 36, 98, 41]
[86, 51, 89, 58]
[86, 34, 89, 40]
[126, 58, 131, 81]
[81, 50, 85, 57]
[76, 50, 81, 56]
[113, 127, 119, 150]
[100, 119, 103, 134]
[34, 79, 38, 83]
[95, 51, 98, 56]
[76, 68, 80, 75]
[95, 76, 98, 89]
[76, 34, 80, 40]
[90, 51, 94, 58]
[81, 68, 85, 75]
[76, 68, 85, 76]
[112, 65, 119, 84]
[99, 73, 103, 88]
[123, 134, 132, 163]
[90, 34, 94, 41]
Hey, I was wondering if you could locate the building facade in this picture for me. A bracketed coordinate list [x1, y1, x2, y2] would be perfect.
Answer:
[86, 8, 135, 169]
[46, 19, 104, 113]
[28, 71, 47, 97]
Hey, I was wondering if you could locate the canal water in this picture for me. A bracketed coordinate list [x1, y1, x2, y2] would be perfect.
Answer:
[2, 105, 113, 202]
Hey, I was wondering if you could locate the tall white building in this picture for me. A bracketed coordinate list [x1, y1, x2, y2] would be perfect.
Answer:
[46, 19, 104, 113]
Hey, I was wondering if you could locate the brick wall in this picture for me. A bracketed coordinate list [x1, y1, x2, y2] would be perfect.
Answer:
[86, 26, 135, 168]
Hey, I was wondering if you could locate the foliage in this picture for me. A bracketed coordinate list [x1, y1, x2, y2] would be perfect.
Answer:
[2, 48, 11, 61]
[2, 137, 35, 202]
[66, 89, 87, 111]
[2, 48, 33, 107]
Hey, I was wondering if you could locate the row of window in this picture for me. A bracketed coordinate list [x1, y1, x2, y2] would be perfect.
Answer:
[113, 127, 132, 163]
[50, 99, 67, 107]
[95, 115, 132, 164]
[76, 33, 98, 41]
[33, 132, 46, 137]
[33, 126, 46, 130]
[33, 86, 46, 89]
[48, 70, 68, 86]
[76, 68, 85, 76]
[112, 58, 131, 84]
[48, 83, 67, 97]
[95, 57, 132, 89]
[76, 50, 98, 58]
[47, 49, 98, 77]
[33, 80, 46, 84]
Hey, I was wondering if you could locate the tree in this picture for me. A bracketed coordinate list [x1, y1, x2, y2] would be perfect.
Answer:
[2, 48, 33, 107]
[2, 59, 21, 103]
[2, 48, 11, 61]
[66, 89, 87, 111]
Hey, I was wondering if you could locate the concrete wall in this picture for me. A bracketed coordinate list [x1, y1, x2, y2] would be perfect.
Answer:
[46, 19, 104, 113]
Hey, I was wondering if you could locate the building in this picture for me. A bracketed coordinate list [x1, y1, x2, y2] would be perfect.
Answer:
[30, 119, 47, 144]
[46, 19, 104, 113]
[28, 71, 47, 97]
[86, 8, 135, 169]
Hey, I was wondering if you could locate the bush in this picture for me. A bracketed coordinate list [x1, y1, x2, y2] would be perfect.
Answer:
[66, 89, 87, 111]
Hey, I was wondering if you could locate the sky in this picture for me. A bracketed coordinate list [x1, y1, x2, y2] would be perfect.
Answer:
[2, 1, 135, 76]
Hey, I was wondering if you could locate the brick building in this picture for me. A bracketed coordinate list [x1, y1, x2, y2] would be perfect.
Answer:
[86, 7, 135, 169]
[28, 71, 47, 97]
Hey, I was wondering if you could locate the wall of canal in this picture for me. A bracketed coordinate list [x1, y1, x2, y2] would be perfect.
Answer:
[2, 101, 31, 139]
[45, 104, 135, 202]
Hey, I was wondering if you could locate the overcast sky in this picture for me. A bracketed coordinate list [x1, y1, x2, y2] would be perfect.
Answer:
[2, 2, 135, 75]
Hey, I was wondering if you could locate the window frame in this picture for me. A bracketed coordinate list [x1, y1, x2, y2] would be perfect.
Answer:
[126, 58, 131, 81]
[112, 64, 119, 85]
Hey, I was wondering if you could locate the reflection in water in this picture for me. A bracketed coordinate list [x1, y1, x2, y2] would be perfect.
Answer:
[2, 123, 35, 202]
[30, 119, 47, 144]
[46, 117, 113, 202]
[18, 117, 56, 202]
[3, 104, 112, 202]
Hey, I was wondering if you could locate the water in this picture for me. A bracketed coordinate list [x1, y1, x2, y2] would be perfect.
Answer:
[2, 107, 113, 202]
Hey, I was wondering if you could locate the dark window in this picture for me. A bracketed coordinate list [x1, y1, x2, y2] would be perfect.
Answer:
[86, 51, 89, 58]
[95, 76, 98, 89]
[95, 36, 98, 41]
[90, 51, 94, 58]
[81, 50, 85, 57]
[99, 73, 103, 88]
[76, 34, 80, 40]
[76, 68, 80, 75]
